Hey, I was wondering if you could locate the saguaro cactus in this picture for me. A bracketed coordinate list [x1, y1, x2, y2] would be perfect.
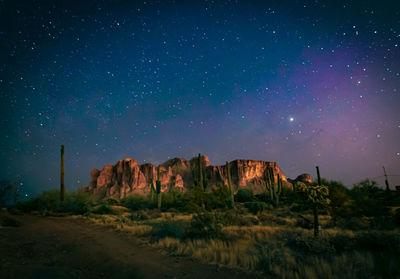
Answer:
[150, 181, 156, 204]
[275, 174, 283, 206]
[156, 166, 162, 209]
[60, 144, 65, 202]
[197, 154, 206, 208]
[265, 167, 282, 207]
[297, 166, 330, 237]
[225, 161, 235, 209]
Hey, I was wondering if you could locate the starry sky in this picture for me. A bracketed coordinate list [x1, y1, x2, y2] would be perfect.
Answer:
[1, 0, 400, 197]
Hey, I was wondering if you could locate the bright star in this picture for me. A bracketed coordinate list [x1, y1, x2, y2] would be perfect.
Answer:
[289, 117, 294, 122]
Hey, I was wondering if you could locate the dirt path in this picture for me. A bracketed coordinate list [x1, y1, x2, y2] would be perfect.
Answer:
[0, 215, 263, 279]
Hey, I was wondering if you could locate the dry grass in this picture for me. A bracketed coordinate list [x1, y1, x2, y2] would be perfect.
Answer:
[154, 237, 259, 271]
[120, 224, 152, 236]
[155, 212, 192, 223]
[78, 210, 398, 278]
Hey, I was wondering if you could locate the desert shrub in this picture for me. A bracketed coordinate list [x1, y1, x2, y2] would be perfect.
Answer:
[1, 216, 20, 227]
[161, 190, 185, 211]
[18, 190, 60, 212]
[353, 231, 400, 252]
[16, 190, 95, 215]
[257, 241, 296, 275]
[294, 215, 313, 229]
[147, 208, 162, 219]
[329, 233, 356, 252]
[235, 188, 254, 203]
[183, 190, 205, 213]
[350, 179, 386, 217]
[370, 214, 396, 230]
[60, 191, 94, 215]
[186, 211, 238, 239]
[130, 210, 150, 221]
[92, 204, 114, 214]
[186, 212, 222, 239]
[150, 221, 185, 241]
[257, 212, 287, 226]
[285, 233, 335, 256]
[205, 184, 231, 210]
[326, 180, 352, 219]
[0, 180, 16, 207]
[238, 215, 259, 226]
[245, 202, 269, 215]
[255, 192, 270, 203]
[120, 194, 151, 211]
[335, 216, 371, 230]
[104, 198, 119, 205]
[394, 208, 400, 226]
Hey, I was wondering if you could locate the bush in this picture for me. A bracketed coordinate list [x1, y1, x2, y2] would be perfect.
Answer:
[235, 188, 254, 203]
[238, 215, 259, 226]
[245, 202, 269, 214]
[353, 231, 400, 252]
[150, 221, 185, 241]
[161, 190, 185, 211]
[186, 212, 222, 239]
[336, 216, 370, 230]
[130, 210, 150, 221]
[120, 194, 151, 211]
[186, 211, 238, 239]
[205, 184, 231, 210]
[257, 241, 295, 275]
[394, 208, 400, 226]
[1, 217, 20, 227]
[92, 204, 114, 214]
[330, 233, 356, 252]
[104, 198, 119, 205]
[285, 233, 335, 256]
[16, 190, 95, 215]
[18, 190, 60, 212]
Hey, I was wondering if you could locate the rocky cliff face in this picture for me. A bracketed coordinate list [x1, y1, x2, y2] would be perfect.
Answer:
[85, 155, 303, 199]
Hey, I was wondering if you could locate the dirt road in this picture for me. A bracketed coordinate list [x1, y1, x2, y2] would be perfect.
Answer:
[0, 215, 262, 279]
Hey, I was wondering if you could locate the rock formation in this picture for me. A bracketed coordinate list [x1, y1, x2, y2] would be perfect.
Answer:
[288, 173, 313, 185]
[84, 155, 307, 199]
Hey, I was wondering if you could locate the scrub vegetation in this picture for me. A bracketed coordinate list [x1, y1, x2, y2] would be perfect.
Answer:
[6, 177, 400, 278]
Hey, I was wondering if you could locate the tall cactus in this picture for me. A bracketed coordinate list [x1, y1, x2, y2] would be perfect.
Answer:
[275, 174, 283, 207]
[150, 181, 155, 204]
[265, 167, 282, 207]
[156, 166, 162, 209]
[225, 161, 235, 209]
[197, 153, 206, 208]
[197, 154, 204, 190]
[60, 144, 65, 202]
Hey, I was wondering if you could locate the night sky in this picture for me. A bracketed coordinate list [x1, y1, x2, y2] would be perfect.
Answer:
[1, 0, 400, 197]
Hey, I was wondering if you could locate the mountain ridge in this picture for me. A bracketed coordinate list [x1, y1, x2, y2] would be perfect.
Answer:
[84, 155, 312, 199]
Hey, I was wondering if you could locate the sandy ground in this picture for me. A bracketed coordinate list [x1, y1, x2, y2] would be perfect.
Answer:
[0, 214, 264, 279]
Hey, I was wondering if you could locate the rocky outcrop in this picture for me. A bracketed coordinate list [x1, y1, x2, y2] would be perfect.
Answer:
[288, 173, 313, 185]
[84, 155, 306, 199]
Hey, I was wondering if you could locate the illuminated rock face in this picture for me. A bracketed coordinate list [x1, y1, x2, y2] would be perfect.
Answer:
[85, 155, 300, 199]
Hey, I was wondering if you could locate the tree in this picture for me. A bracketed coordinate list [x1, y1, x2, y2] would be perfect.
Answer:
[350, 179, 386, 217]
[320, 179, 351, 223]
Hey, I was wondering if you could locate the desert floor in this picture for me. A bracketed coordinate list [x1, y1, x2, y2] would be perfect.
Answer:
[0, 215, 262, 279]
